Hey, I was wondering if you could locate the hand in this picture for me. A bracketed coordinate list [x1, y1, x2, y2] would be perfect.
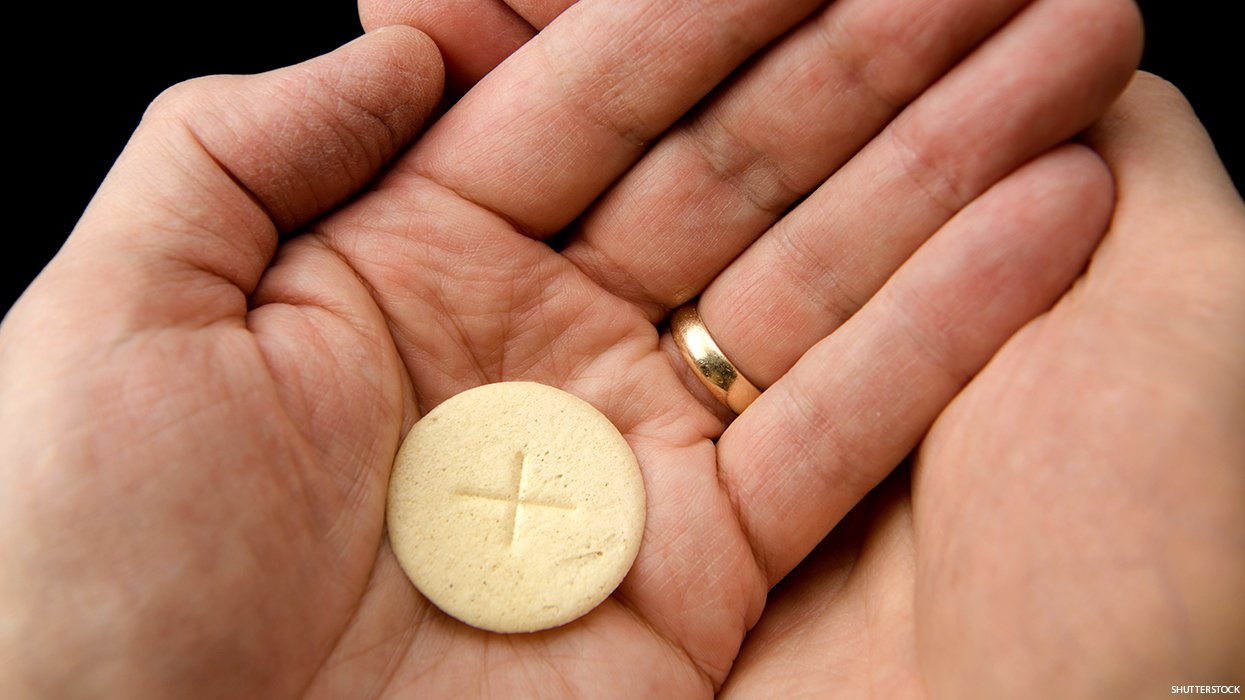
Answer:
[719, 73, 1245, 699]
[0, 0, 1141, 696]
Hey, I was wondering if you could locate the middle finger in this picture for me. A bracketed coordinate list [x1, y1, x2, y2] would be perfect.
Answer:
[560, 0, 1035, 320]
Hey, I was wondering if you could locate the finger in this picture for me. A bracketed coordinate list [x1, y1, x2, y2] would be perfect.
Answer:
[698, 0, 1142, 388]
[914, 75, 1245, 696]
[32, 27, 443, 329]
[720, 472, 919, 700]
[1085, 72, 1245, 258]
[1079, 72, 1245, 407]
[561, 0, 1032, 319]
[716, 144, 1114, 583]
[391, 0, 826, 237]
[501, 0, 577, 26]
[360, 0, 542, 94]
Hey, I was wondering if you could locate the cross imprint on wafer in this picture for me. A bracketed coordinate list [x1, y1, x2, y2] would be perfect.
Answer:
[454, 450, 575, 546]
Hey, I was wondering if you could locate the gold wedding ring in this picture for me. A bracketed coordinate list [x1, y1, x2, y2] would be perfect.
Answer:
[670, 304, 761, 414]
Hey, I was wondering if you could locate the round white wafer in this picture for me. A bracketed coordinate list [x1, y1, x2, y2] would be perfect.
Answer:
[386, 382, 646, 633]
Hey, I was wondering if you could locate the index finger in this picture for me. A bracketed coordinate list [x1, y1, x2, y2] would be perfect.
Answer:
[386, 0, 826, 236]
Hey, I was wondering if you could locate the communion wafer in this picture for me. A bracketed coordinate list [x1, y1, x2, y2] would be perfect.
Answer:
[386, 381, 646, 633]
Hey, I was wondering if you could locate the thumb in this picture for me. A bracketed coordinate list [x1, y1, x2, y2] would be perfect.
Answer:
[1078, 72, 1245, 366]
[1083, 72, 1245, 268]
[16, 25, 442, 330]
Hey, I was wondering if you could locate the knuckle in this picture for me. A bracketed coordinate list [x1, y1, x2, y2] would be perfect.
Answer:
[687, 111, 801, 218]
[781, 381, 874, 497]
[887, 117, 965, 216]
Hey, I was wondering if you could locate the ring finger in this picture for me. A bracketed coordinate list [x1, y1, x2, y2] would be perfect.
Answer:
[690, 0, 1141, 390]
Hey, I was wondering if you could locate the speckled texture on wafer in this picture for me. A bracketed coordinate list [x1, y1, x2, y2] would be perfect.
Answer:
[386, 381, 646, 633]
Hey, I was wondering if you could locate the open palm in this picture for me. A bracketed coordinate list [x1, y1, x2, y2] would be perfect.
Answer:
[1, 0, 1143, 696]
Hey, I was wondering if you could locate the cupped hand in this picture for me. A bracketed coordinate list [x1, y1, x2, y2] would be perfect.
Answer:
[719, 74, 1245, 699]
[1, 0, 1142, 696]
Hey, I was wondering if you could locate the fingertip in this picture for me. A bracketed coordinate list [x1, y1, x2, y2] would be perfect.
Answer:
[351, 24, 446, 121]
[359, 0, 535, 93]
[1114, 0, 1146, 79]
[357, 0, 394, 33]
[1088, 72, 1189, 143]
[1090, 71, 1207, 154]
[1034, 143, 1115, 218]
[1050, 143, 1118, 264]
[1001, 144, 1115, 266]
[1081, 0, 1145, 98]
[1086, 71, 1242, 216]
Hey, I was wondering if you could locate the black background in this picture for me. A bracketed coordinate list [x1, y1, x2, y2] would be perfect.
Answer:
[7, 1, 1241, 313]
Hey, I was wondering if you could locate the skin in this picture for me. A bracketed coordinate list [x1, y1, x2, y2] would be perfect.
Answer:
[6, 0, 1219, 698]
[719, 74, 1245, 699]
